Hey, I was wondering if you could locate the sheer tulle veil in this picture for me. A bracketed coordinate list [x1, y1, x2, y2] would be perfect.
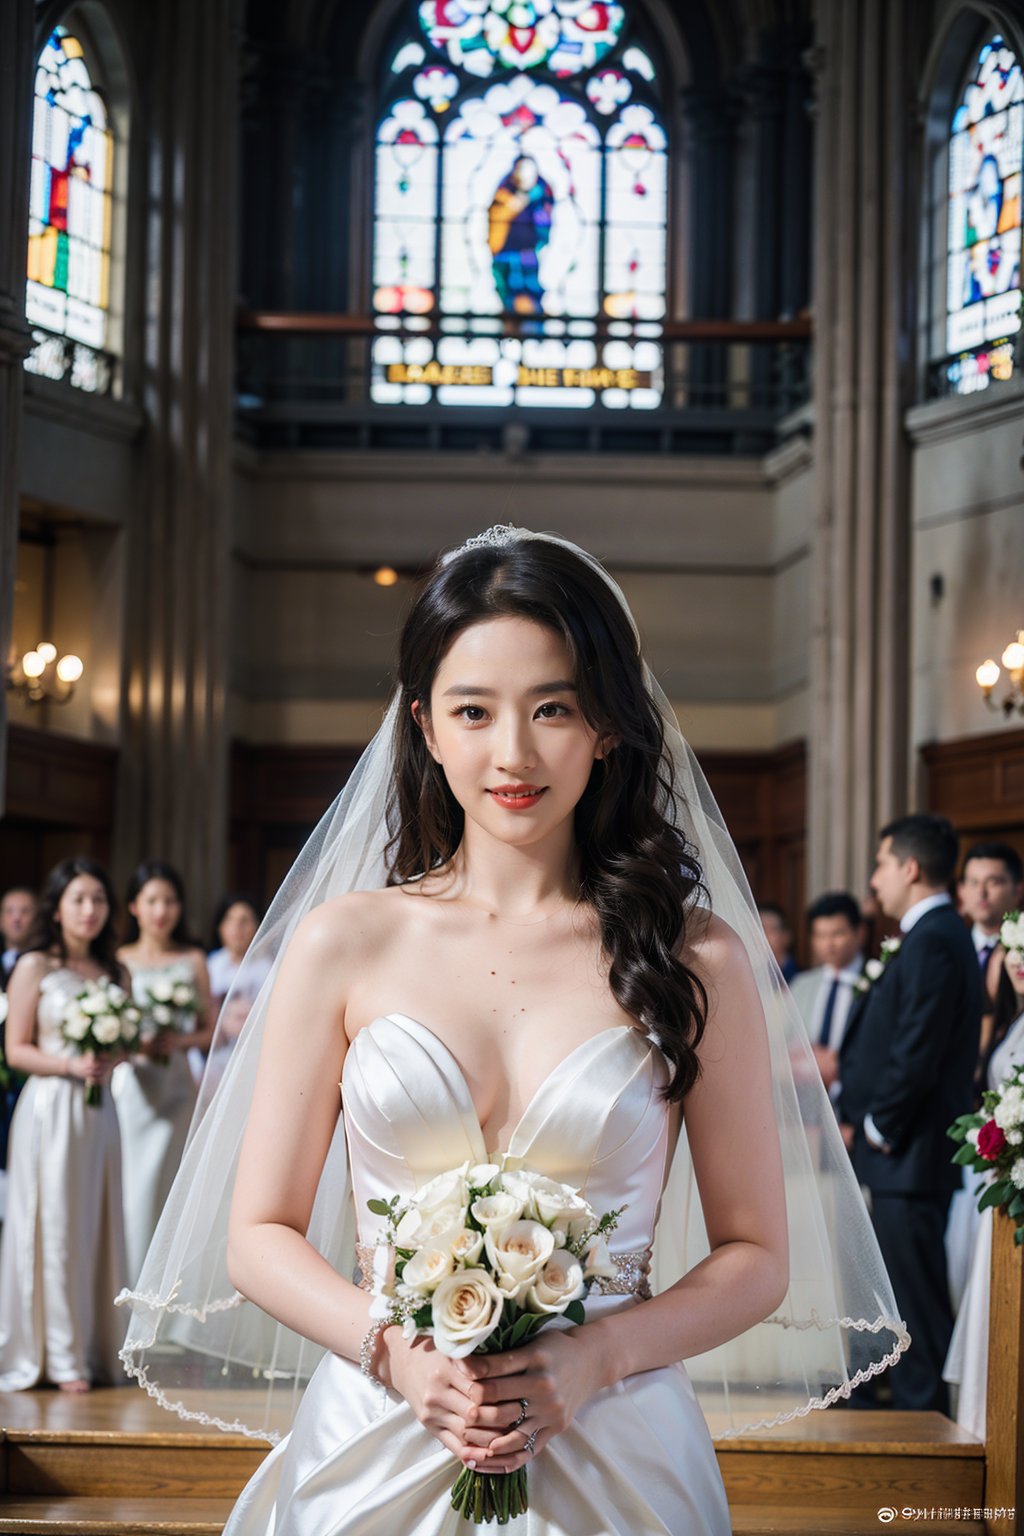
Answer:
[116, 525, 909, 1441]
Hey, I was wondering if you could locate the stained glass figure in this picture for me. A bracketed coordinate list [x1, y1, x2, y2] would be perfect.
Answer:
[945, 35, 1022, 393]
[373, 0, 666, 408]
[26, 25, 116, 392]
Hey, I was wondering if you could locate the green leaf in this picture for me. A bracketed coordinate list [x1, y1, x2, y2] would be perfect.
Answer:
[1015, 1226, 1024, 1246]
[978, 1181, 1011, 1212]
[952, 1145, 979, 1166]
[366, 1199, 391, 1216]
[564, 1299, 586, 1325]
[1009, 1193, 1024, 1220]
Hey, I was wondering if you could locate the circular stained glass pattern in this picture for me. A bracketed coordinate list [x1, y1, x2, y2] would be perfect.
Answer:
[419, 0, 625, 79]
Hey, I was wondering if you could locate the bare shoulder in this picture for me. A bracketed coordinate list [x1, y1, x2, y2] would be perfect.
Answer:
[679, 908, 752, 987]
[282, 887, 404, 969]
[185, 946, 209, 971]
[9, 950, 50, 984]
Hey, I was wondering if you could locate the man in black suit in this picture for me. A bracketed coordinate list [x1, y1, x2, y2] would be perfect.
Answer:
[839, 814, 982, 1413]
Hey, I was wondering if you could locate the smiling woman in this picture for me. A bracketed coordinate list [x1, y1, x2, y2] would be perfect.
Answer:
[117, 527, 909, 1536]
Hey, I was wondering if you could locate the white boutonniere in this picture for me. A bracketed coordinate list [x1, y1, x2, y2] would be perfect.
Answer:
[854, 936, 902, 996]
[1000, 910, 1024, 965]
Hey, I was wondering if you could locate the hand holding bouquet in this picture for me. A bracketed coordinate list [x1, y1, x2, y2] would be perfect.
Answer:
[61, 976, 141, 1106]
[137, 976, 199, 1063]
[367, 1159, 624, 1525]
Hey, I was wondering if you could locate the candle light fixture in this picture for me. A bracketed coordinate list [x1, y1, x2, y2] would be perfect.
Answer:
[976, 630, 1024, 716]
[5, 642, 84, 704]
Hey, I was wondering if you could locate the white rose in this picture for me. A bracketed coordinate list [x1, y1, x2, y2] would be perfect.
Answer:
[92, 1015, 122, 1046]
[395, 1201, 467, 1250]
[149, 979, 174, 1004]
[79, 993, 106, 1017]
[467, 1162, 501, 1189]
[431, 1270, 504, 1358]
[995, 1088, 1024, 1132]
[582, 1232, 617, 1281]
[63, 1012, 91, 1042]
[966, 1127, 981, 1148]
[152, 1004, 174, 1027]
[450, 1228, 485, 1267]
[484, 1220, 555, 1299]
[105, 983, 127, 1006]
[171, 983, 194, 1008]
[1008, 1129, 1023, 1146]
[527, 1175, 593, 1232]
[409, 1166, 470, 1216]
[470, 1191, 524, 1236]
[865, 959, 884, 981]
[401, 1241, 456, 1295]
[525, 1249, 586, 1314]
[1011, 1157, 1024, 1191]
[121, 1014, 141, 1043]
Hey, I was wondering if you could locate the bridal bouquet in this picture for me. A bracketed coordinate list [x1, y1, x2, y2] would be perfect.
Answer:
[367, 1160, 624, 1525]
[61, 976, 141, 1106]
[137, 976, 199, 1063]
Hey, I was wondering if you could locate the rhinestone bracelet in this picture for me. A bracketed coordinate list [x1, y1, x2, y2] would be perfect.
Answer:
[359, 1317, 389, 1387]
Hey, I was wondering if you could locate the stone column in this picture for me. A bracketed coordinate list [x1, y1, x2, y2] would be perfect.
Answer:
[114, 0, 242, 922]
[682, 82, 739, 405]
[0, 0, 36, 812]
[807, 0, 920, 894]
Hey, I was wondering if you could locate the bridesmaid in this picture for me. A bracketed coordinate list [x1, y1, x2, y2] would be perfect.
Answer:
[112, 861, 213, 1284]
[0, 858, 129, 1391]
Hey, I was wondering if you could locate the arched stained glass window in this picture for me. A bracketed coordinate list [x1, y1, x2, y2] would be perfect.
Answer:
[25, 24, 117, 394]
[944, 34, 1022, 395]
[372, 1, 668, 409]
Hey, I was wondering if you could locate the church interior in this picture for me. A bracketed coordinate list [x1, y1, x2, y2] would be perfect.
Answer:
[1, 0, 1023, 1530]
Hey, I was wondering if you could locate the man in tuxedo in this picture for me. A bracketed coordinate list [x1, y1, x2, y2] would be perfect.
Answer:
[791, 891, 866, 1100]
[1, 886, 36, 988]
[839, 814, 982, 1413]
[959, 843, 1024, 973]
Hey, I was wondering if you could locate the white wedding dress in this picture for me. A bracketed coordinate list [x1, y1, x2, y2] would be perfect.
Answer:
[224, 1013, 731, 1535]
[943, 1007, 1024, 1437]
[112, 957, 198, 1285]
[0, 967, 128, 1388]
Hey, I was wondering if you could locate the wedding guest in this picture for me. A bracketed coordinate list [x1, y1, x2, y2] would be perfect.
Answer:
[958, 842, 1024, 1067]
[758, 902, 799, 982]
[1, 886, 37, 985]
[0, 858, 128, 1391]
[839, 814, 983, 1411]
[790, 892, 866, 1098]
[191, 894, 271, 1090]
[113, 861, 214, 1283]
[943, 939, 1024, 1435]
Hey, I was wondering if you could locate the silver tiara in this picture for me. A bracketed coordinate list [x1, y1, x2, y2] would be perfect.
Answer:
[444, 524, 529, 561]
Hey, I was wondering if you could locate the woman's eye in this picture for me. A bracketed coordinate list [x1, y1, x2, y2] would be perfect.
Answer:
[454, 704, 487, 722]
[535, 702, 569, 719]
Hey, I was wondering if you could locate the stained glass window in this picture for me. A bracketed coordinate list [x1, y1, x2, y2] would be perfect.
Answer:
[372, 1, 668, 409]
[945, 35, 1022, 395]
[25, 25, 116, 394]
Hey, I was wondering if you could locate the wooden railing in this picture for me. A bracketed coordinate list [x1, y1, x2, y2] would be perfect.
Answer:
[986, 1211, 1024, 1533]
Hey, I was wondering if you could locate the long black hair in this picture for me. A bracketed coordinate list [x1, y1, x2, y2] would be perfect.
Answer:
[22, 857, 125, 984]
[386, 537, 709, 1102]
[123, 861, 197, 947]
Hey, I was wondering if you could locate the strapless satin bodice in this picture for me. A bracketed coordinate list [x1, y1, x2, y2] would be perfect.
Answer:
[342, 1012, 673, 1263]
[35, 967, 90, 1058]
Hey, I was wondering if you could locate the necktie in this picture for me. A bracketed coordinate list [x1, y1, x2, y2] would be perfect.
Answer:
[818, 975, 840, 1047]
[978, 943, 994, 972]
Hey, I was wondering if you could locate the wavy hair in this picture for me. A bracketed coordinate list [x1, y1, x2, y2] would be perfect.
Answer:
[386, 539, 708, 1102]
[22, 857, 126, 984]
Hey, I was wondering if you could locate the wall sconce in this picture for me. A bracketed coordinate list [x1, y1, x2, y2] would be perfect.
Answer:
[5, 641, 84, 704]
[976, 631, 1024, 717]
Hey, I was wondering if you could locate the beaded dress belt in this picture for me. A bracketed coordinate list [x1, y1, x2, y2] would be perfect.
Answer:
[355, 1242, 653, 1301]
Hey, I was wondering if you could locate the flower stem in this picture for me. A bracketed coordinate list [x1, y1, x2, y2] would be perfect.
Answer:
[85, 1082, 101, 1109]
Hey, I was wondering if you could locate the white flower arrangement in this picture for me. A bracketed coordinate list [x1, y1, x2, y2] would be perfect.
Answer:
[854, 935, 902, 995]
[1000, 910, 1024, 964]
[367, 1158, 623, 1524]
[949, 1059, 1024, 1245]
[61, 976, 141, 1106]
[136, 976, 199, 1061]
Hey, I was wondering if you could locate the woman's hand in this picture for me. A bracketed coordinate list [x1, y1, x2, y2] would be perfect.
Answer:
[381, 1328, 504, 1467]
[455, 1326, 609, 1474]
[65, 1051, 119, 1085]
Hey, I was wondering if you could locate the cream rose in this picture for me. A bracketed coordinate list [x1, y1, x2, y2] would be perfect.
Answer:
[409, 1166, 470, 1215]
[105, 982, 127, 1006]
[525, 1249, 586, 1314]
[450, 1228, 485, 1267]
[92, 1014, 122, 1046]
[79, 992, 106, 1017]
[467, 1161, 502, 1189]
[149, 978, 174, 1004]
[431, 1270, 504, 1357]
[152, 1004, 174, 1028]
[401, 1241, 456, 1295]
[583, 1232, 617, 1280]
[63, 1011, 91, 1042]
[527, 1175, 594, 1232]
[484, 1220, 555, 1299]
[172, 983, 194, 1008]
[470, 1191, 524, 1235]
[396, 1201, 467, 1250]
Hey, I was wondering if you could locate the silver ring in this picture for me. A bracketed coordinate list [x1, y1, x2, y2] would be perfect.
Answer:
[523, 1428, 539, 1456]
[510, 1397, 528, 1430]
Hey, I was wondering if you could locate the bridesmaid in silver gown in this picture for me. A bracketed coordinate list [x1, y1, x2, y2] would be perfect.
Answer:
[112, 861, 213, 1284]
[0, 858, 129, 1391]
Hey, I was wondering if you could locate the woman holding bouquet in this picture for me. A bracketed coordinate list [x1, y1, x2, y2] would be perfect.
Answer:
[120, 530, 909, 1534]
[113, 861, 213, 1283]
[0, 858, 129, 1391]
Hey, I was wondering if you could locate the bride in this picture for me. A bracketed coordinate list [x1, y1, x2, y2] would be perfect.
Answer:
[118, 528, 908, 1534]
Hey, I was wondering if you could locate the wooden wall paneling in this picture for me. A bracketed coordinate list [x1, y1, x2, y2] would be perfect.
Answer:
[921, 728, 1024, 871]
[0, 726, 119, 890]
